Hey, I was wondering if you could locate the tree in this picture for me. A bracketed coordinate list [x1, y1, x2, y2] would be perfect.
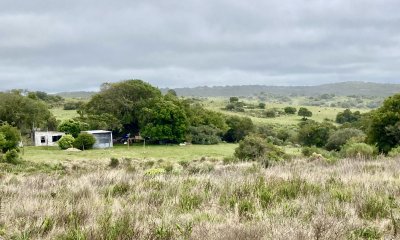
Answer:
[58, 135, 75, 150]
[224, 116, 254, 143]
[284, 106, 297, 114]
[336, 109, 361, 124]
[0, 92, 56, 132]
[0, 123, 21, 153]
[73, 133, 96, 150]
[83, 79, 162, 133]
[230, 97, 239, 103]
[367, 94, 400, 153]
[325, 128, 366, 151]
[58, 120, 87, 138]
[297, 121, 336, 147]
[234, 134, 284, 162]
[298, 107, 312, 120]
[188, 125, 222, 145]
[139, 99, 188, 143]
[258, 103, 266, 109]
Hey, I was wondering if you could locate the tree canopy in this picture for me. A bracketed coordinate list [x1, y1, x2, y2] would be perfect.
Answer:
[367, 94, 400, 153]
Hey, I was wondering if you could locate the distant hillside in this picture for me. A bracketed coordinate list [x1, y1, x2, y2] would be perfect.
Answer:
[166, 82, 400, 97]
[55, 91, 96, 99]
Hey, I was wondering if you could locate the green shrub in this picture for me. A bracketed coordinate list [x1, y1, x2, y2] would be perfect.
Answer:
[350, 226, 382, 240]
[109, 157, 119, 168]
[180, 192, 203, 211]
[3, 149, 20, 164]
[0, 123, 21, 153]
[238, 200, 255, 219]
[342, 143, 377, 159]
[284, 106, 297, 114]
[358, 195, 390, 219]
[58, 135, 75, 150]
[326, 128, 366, 151]
[234, 134, 284, 162]
[73, 133, 96, 150]
[111, 182, 130, 197]
[388, 146, 400, 158]
[144, 168, 166, 176]
[188, 125, 222, 145]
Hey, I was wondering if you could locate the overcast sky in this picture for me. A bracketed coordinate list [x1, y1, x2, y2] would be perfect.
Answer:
[1, 0, 400, 92]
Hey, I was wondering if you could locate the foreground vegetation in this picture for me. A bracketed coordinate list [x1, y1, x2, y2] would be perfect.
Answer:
[2, 156, 400, 239]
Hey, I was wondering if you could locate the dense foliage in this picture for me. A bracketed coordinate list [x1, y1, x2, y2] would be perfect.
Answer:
[57, 135, 75, 150]
[297, 121, 335, 147]
[0, 91, 57, 132]
[0, 123, 21, 153]
[298, 107, 312, 120]
[336, 109, 361, 124]
[73, 133, 96, 150]
[325, 128, 366, 151]
[224, 116, 254, 143]
[367, 94, 400, 153]
[139, 99, 188, 143]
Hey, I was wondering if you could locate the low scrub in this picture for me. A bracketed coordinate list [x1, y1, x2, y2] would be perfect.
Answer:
[342, 143, 377, 159]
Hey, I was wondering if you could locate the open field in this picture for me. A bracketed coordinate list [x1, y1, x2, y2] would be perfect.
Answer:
[50, 108, 79, 122]
[1, 156, 400, 239]
[21, 144, 237, 164]
[202, 97, 370, 126]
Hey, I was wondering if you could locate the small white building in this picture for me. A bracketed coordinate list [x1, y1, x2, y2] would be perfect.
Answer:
[34, 131, 65, 147]
[83, 130, 113, 149]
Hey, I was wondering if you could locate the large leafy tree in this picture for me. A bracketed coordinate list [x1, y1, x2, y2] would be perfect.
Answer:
[0, 91, 56, 132]
[223, 116, 254, 143]
[139, 99, 188, 143]
[367, 94, 400, 153]
[0, 123, 21, 153]
[83, 79, 162, 133]
[298, 120, 336, 147]
[298, 107, 312, 120]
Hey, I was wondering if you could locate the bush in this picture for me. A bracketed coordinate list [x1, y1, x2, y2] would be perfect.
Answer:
[73, 133, 96, 150]
[367, 94, 400, 153]
[284, 106, 297, 114]
[342, 143, 377, 159]
[57, 135, 75, 150]
[298, 107, 312, 120]
[109, 157, 119, 168]
[234, 134, 284, 162]
[188, 125, 222, 145]
[388, 146, 400, 158]
[325, 128, 366, 151]
[264, 109, 276, 118]
[0, 123, 21, 153]
[3, 149, 20, 164]
[298, 121, 336, 147]
[58, 120, 87, 138]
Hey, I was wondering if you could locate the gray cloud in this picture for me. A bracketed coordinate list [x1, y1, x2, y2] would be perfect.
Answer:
[0, 0, 399, 92]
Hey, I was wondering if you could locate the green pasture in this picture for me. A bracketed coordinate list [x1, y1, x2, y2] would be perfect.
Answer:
[51, 107, 79, 121]
[22, 143, 238, 163]
[203, 97, 369, 126]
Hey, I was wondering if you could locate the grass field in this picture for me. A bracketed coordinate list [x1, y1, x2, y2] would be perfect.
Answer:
[2, 155, 400, 239]
[21, 143, 237, 164]
[50, 107, 79, 122]
[202, 97, 369, 126]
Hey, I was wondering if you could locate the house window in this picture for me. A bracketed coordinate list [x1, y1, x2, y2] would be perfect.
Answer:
[40, 136, 46, 143]
[52, 135, 62, 142]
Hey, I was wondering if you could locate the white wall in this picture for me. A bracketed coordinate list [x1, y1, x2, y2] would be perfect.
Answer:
[34, 132, 65, 147]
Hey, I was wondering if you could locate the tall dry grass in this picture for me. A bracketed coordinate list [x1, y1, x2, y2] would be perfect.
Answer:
[1, 157, 400, 239]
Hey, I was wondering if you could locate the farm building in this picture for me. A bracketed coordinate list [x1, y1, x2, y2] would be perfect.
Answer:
[33, 131, 65, 147]
[83, 130, 113, 149]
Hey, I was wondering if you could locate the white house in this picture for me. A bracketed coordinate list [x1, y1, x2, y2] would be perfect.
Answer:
[83, 130, 113, 149]
[33, 131, 65, 147]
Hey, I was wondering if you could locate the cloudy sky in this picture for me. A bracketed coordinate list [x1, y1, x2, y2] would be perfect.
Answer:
[1, 0, 400, 92]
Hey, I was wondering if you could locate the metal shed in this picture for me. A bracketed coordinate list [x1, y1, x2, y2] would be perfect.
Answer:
[83, 130, 113, 149]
